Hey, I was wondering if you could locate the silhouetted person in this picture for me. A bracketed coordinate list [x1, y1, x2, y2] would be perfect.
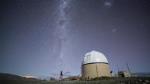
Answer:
[60, 71, 63, 80]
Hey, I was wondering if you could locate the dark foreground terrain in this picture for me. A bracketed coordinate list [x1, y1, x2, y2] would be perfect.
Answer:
[0, 73, 150, 84]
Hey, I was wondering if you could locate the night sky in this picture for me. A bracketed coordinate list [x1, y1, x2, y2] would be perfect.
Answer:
[0, 0, 150, 77]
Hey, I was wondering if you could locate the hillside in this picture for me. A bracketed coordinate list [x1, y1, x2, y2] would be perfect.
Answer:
[0, 73, 150, 84]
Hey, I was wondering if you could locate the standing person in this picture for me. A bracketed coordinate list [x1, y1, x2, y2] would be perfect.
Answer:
[60, 71, 63, 80]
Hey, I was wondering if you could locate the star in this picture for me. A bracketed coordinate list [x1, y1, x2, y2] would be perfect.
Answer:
[112, 28, 117, 33]
[104, 1, 112, 8]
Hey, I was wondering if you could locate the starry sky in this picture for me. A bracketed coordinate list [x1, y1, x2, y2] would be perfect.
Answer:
[0, 0, 150, 77]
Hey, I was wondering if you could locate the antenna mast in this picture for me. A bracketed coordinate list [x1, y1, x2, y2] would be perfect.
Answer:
[126, 63, 131, 77]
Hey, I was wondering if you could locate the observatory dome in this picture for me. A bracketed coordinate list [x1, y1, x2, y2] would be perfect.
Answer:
[83, 50, 108, 64]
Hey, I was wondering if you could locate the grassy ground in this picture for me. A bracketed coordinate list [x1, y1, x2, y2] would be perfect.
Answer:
[0, 73, 149, 84]
[47, 78, 150, 84]
[1, 77, 150, 84]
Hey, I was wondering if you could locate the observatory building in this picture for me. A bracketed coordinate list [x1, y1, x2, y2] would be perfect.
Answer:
[81, 50, 111, 79]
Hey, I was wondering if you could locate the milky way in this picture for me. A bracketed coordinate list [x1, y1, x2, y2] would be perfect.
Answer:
[52, 0, 71, 72]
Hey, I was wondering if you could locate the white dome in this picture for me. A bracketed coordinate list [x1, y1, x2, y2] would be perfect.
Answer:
[83, 50, 108, 64]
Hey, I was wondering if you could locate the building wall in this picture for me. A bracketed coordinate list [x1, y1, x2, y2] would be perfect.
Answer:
[82, 63, 111, 79]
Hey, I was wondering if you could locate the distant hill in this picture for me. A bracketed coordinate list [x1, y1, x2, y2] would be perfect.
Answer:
[132, 72, 150, 77]
[0, 73, 40, 84]
[0, 73, 25, 80]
